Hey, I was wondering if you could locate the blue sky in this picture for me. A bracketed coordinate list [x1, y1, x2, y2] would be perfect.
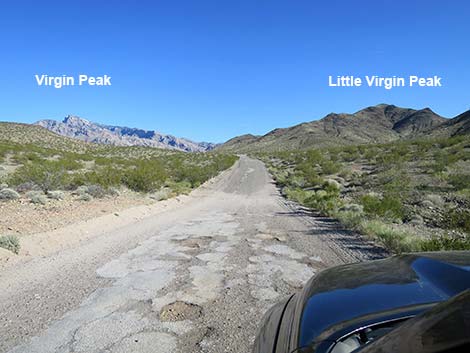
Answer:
[0, 0, 469, 143]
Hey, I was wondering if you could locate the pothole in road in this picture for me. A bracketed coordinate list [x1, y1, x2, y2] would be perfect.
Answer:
[255, 233, 287, 242]
[159, 301, 203, 322]
[176, 239, 202, 249]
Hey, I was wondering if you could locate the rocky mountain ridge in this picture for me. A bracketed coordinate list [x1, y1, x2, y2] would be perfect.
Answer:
[36, 116, 216, 152]
[219, 104, 470, 152]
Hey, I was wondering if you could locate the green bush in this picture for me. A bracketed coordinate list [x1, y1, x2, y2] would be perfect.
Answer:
[13, 152, 44, 164]
[47, 190, 65, 200]
[284, 187, 315, 204]
[86, 185, 107, 198]
[289, 175, 306, 188]
[175, 165, 211, 188]
[0, 235, 20, 254]
[448, 174, 470, 190]
[150, 187, 172, 201]
[360, 194, 404, 221]
[26, 190, 47, 204]
[320, 160, 341, 175]
[9, 162, 66, 192]
[56, 157, 84, 171]
[457, 189, 470, 198]
[420, 235, 470, 251]
[442, 209, 470, 232]
[360, 220, 420, 253]
[78, 193, 92, 201]
[304, 188, 342, 215]
[166, 180, 192, 195]
[335, 210, 363, 229]
[305, 149, 324, 164]
[122, 162, 167, 192]
[0, 188, 20, 200]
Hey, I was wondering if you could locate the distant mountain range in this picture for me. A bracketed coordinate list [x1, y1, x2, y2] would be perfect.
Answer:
[36, 116, 216, 152]
[8, 104, 469, 154]
[218, 104, 470, 152]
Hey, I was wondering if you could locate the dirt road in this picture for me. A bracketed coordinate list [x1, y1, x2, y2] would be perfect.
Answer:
[0, 156, 386, 353]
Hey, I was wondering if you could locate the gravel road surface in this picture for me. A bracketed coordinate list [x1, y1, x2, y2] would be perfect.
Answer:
[0, 156, 386, 353]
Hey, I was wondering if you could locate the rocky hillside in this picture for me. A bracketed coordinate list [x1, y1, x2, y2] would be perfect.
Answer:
[36, 116, 216, 152]
[219, 104, 470, 152]
[0, 122, 89, 152]
[428, 110, 470, 137]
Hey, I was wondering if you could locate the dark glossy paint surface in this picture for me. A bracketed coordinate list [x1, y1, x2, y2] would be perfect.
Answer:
[298, 252, 470, 347]
[358, 290, 470, 353]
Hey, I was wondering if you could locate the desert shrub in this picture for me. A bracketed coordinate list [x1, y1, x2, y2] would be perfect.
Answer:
[212, 153, 239, 172]
[9, 162, 66, 192]
[431, 149, 461, 173]
[74, 185, 89, 196]
[47, 190, 65, 200]
[65, 173, 88, 189]
[320, 160, 341, 175]
[273, 171, 290, 187]
[0, 183, 8, 189]
[182, 166, 212, 187]
[78, 193, 92, 201]
[305, 173, 323, 187]
[457, 189, 470, 198]
[341, 148, 360, 162]
[295, 162, 323, 186]
[442, 209, 470, 232]
[339, 203, 364, 214]
[360, 194, 404, 221]
[26, 190, 47, 204]
[324, 179, 341, 191]
[284, 187, 315, 204]
[86, 185, 107, 198]
[289, 175, 306, 188]
[16, 182, 40, 193]
[55, 158, 83, 171]
[423, 194, 445, 208]
[0, 188, 20, 200]
[0, 145, 239, 195]
[150, 187, 172, 201]
[363, 147, 380, 160]
[304, 187, 342, 215]
[420, 235, 470, 251]
[305, 149, 324, 164]
[0, 235, 20, 254]
[335, 210, 363, 229]
[376, 151, 401, 167]
[167, 181, 192, 195]
[107, 187, 120, 197]
[81, 166, 123, 189]
[448, 174, 470, 190]
[380, 170, 412, 197]
[122, 162, 167, 192]
[13, 152, 44, 164]
[429, 150, 455, 173]
[360, 220, 420, 253]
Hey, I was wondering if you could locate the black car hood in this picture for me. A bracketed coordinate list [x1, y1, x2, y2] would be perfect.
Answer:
[297, 251, 470, 347]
